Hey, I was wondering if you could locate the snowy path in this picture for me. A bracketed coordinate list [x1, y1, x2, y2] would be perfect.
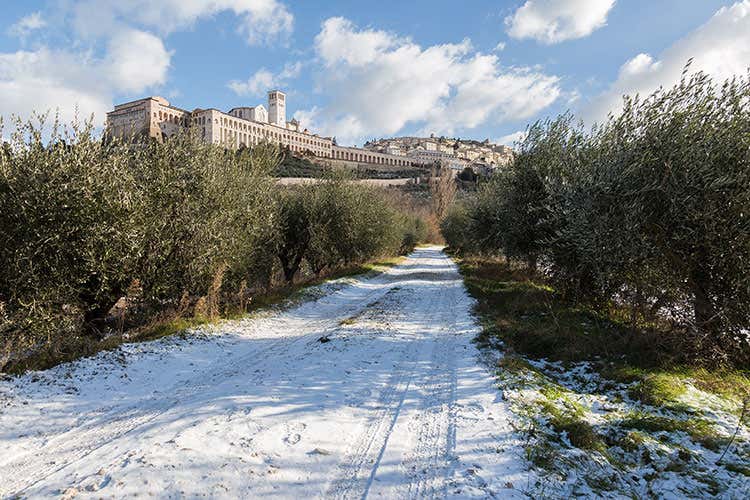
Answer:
[0, 247, 528, 499]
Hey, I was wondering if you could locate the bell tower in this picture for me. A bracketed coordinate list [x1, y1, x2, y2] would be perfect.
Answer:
[268, 90, 286, 126]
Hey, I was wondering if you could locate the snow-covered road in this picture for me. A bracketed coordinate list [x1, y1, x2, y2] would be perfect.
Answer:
[0, 247, 528, 498]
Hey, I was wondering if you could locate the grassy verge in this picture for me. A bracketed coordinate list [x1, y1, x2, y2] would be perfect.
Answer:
[458, 255, 750, 401]
[454, 253, 750, 497]
[3, 255, 406, 376]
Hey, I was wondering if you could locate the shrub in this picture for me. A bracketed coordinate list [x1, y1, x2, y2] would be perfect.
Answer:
[446, 69, 750, 366]
[440, 203, 472, 252]
[274, 175, 422, 282]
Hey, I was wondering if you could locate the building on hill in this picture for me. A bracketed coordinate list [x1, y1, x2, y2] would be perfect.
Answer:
[364, 135, 515, 172]
[106, 91, 407, 168]
[106, 93, 333, 158]
[331, 145, 411, 168]
[407, 149, 468, 170]
[268, 90, 286, 127]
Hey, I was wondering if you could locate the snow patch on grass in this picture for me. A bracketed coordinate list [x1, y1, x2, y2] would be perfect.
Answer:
[491, 354, 750, 498]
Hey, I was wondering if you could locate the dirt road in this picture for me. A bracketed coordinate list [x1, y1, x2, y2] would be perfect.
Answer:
[0, 247, 527, 498]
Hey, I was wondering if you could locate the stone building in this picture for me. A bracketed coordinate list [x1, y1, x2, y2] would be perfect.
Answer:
[268, 90, 286, 127]
[228, 105, 267, 123]
[106, 96, 190, 141]
[106, 90, 409, 167]
[407, 149, 468, 170]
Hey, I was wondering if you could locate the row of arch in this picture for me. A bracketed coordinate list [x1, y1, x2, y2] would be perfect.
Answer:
[156, 110, 187, 126]
[210, 114, 329, 150]
[333, 149, 410, 167]
[218, 127, 330, 156]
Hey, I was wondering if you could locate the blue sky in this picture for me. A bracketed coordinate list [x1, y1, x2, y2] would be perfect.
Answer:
[1, 0, 748, 146]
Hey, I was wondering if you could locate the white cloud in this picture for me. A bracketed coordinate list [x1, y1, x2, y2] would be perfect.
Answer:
[585, 0, 750, 124]
[228, 62, 302, 97]
[71, 0, 293, 46]
[506, 0, 616, 44]
[8, 12, 47, 39]
[0, 27, 171, 126]
[497, 130, 527, 147]
[296, 17, 561, 145]
[104, 29, 171, 94]
[493, 42, 506, 52]
[0, 49, 111, 125]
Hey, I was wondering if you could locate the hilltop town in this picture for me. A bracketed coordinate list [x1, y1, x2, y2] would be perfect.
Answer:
[106, 91, 513, 176]
[364, 136, 515, 173]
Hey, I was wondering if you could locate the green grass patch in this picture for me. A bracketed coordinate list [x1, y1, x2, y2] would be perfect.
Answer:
[601, 364, 750, 410]
[616, 430, 648, 452]
[525, 440, 560, 471]
[534, 381, 609, 453]
[672, 367, 750, 403]
[456, 256, 666, 368]
[618, 412, 730, 451]
[498, 354, 536, 374]
[538, 399, 604, 451]
[724, 462, 750, 477]
[628, 373, 687, 406]
[137, 317, 211, 342]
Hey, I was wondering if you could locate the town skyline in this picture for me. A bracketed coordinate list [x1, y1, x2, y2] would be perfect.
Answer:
[107, 90, 513, 173]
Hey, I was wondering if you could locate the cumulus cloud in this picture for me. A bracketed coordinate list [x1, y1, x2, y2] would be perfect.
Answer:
[228, 62, 302, 97]
[0, 27, 171, 126]
[584, 0, 750, 124]
[0, 49, 111, 125]
[8, 12, 46, 39]
[506, 0, 616, 44]
[104, 29, 171, 94]
[71, 0, 293, 45]
[296, 17, 561, 145]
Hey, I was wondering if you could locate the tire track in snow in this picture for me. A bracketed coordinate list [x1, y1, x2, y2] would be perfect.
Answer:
[402, 283, 461, 499]
[324, 272, 447, 499]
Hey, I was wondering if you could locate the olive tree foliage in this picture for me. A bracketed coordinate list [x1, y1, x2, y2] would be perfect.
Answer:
[128, 133, 279, 304]
[598, 72, 750, 359]
[0, 117, 278, 365]
[440, 202, 473, 253]
[457, 115, 588, 274]
[275, 176, 421, 283]
[444, 70, 750, 364]
[276, 186, 313, 282]
[1, 116, 143, 326]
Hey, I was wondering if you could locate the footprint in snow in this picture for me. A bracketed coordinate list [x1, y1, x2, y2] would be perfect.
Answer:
[283, 422, 306, 445]
[284, 433, 301, 445]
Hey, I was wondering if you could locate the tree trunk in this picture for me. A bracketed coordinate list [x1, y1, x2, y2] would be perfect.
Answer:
[690, 264, 716, 333]
[526, 254, 538, 275]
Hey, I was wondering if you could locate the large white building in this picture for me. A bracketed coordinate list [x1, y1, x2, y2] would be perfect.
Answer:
[106, 91, 411, 168]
